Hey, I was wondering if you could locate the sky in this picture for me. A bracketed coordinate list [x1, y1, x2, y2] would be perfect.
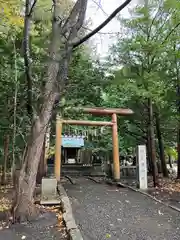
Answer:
[86, 0, 138, 57]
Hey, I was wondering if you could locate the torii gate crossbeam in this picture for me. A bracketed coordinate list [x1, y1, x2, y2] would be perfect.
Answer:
[55, 107, 133, 181]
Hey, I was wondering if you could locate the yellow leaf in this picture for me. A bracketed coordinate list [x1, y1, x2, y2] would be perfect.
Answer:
[106, 233, 111, 238]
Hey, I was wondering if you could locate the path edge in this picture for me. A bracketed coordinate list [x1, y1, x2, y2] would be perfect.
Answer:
[57, 183, 83, 240]
[105, 179, 180, 213]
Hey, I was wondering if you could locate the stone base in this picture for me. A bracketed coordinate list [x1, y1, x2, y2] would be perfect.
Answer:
[40, 177, 60, 205]
[40, 199, 60, 205]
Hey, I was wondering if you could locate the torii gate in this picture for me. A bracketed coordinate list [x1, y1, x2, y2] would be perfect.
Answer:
[55, 107, 133, 181]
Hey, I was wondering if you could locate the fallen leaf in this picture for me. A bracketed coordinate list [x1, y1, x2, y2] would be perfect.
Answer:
[117, 218, 122, 222]
[158, 210, 164, 215]
[0, 197, 11, 212]
[106, 233, 111, 238]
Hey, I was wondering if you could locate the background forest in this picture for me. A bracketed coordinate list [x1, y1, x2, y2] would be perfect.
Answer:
[0, 0, 179, 193]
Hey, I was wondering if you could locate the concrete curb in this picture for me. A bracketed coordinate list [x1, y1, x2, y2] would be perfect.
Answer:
[105, 180, 180, 213]
[57, 184, 83, 240]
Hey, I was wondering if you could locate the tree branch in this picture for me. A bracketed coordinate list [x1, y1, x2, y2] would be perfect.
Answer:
[72, 0, 132, 48]
[62, 0, 81, 35]
[123, 128, 147, 141]
[55, 0, 88, 96]
[150, 21, 180, 66]
[161, 22, 180, 45]
[92, 0, 109, 17]
[27, 0, 37, 17]
[148, 1, 162, 36]
[151, 10, 173, 43]
[68, 0, 88, 42]
[23, 0, 37, 119]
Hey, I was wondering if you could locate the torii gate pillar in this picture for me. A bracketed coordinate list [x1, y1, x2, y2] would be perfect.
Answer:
[112, 113, 120, 180]
[55, 115, 62, 181]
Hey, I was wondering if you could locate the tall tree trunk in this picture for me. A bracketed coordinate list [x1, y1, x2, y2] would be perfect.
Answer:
[23, 0, 35, 118]
[11, 41, 18, 176]
[177, 123, 180, 178]
[177, 76, 180, 178]
[147, 130, 152, 173]
[12, 94, 57, 222]
[168, 155, 173, 168]
[1, 135, 9, 185]
[148, 98, 159, 187]
[36, 139, 46, 184]
[11, 13, 62, 221]
[155, 111, 168, 177]
[174, 42, 180, 178]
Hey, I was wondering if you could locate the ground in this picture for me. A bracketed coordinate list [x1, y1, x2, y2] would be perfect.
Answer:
[0, 183, 68, 240]
[63, 177, 180, 240]
[1, 174, 180, 240]
[119, 175, 180, 209]
[0, 184, 13, 229]
[148, 178, 180, 209]
[0, 211, 67, 240]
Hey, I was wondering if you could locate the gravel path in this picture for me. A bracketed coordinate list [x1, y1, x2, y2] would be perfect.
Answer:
[63, 178, 180, 240]
[0, 212, 67, 240]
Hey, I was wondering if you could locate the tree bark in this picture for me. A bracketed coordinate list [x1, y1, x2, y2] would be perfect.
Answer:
[176, 76, 180, 178]
[177, 122, 180, 178]
[11, 42, 18, 176]
[146, 131, 152, 173]
[148, 98, 159, 187]
[23, 0, 37, 118]
[168, 154, 173, 168]
[173, 42, 180, 178]
[1, 135, 9, 185]
[12, 94, 57, 222]
[155, 111, 168, 177]
[36, 139, 46, 184]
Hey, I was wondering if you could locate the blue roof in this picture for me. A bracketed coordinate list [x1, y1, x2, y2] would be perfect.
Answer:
[62, 136, 84, 148]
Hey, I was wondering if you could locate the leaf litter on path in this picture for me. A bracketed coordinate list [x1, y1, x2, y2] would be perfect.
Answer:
[0, 197, 11, 212]
[148, 178, 180, 205]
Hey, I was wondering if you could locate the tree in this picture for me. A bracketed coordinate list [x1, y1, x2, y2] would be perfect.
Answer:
[107, 0, 179, 185]
[11, 0, 132, 221]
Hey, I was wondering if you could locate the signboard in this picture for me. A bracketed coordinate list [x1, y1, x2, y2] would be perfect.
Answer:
[137, 145, 147, 190]
[61, 136, 84, 148]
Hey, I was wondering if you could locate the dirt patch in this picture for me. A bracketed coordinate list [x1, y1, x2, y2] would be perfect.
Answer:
[0, 185, 13, 229]
[0, 184, 68, 239]
[0, 211, 68, 240]
[147, 178, 180, 209]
